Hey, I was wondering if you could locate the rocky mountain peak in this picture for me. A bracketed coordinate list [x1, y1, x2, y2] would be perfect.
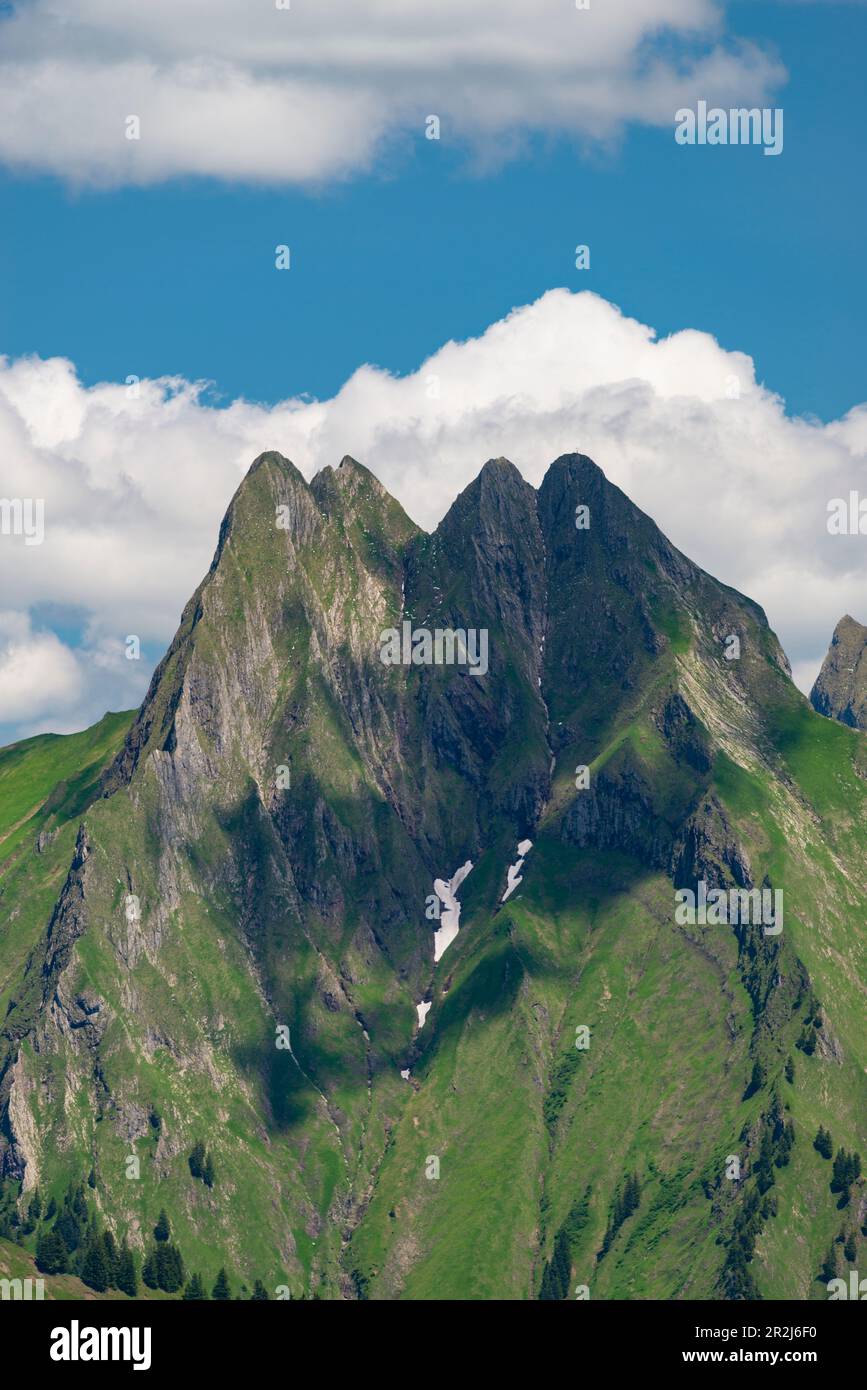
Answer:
[810, 613, 867, 728]
[3, 444, 862, 1305]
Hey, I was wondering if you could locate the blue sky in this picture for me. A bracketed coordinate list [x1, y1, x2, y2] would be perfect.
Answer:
[0, 1, 864, 421]
[2, 0, 867, 745]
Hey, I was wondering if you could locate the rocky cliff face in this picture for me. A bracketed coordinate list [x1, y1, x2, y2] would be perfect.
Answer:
[1, 450, 865, 1301]
[810, 614, 867, 728]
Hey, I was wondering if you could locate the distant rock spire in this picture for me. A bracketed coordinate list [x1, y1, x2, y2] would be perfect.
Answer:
[810, 615, 867, 729]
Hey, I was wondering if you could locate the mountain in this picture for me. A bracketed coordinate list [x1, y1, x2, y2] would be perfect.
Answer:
[810, 615, 867, 729]
[1, 451, 865, 1301]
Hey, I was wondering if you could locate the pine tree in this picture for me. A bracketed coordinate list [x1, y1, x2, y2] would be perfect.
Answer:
[831, 1148, 860, 1197]
[562, 1189, 592, 1246]
[71, 1183, 87, 1219]
[598, 1173, 640, 1259]
[154, 1208, 170, 1242]
[87, 1168, 96, 1189]
[81, 1236, 109, 1293]
[623, 1172, 641, 1215]
[212, 1267, 231, 1300]
[552, 1234, 572, 1295]
[718, 1184, 766, 1301]
[797, 1025, 817, 1056]
[184, 1272, 206, 1300]
[29, 1187, 42, 1222]
[721, 1248, 760, 1300]
[539, 1228, 571, 1300]
[813, 1127, 833, 1160]
[188, 1142, 205, 1180]
[820, 1243, 838, 1282]
[202, 1153, 215, 1189]
[35, 1229, 68, 1275]
[774, 1117, 795, 1169]
[755, 1129, 776, 1195]
[251, 1279, 270, 1300]
[102, 1230, 118, 1286]
[54, 1209, 82, 1253]
[784, 1057, 795, 1085]
[828, 1150, 855, 1195]
[156, 1242, 184, 1294]
[142, 1248, 159, 1290]
[116, 1241, 138, 1297]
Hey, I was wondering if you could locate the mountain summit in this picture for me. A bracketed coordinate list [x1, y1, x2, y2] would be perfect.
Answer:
[810, 614, 867, 729]
[1, 452, 865, 1301]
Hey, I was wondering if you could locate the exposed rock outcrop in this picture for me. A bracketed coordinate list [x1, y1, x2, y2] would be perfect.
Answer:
[810, 614, 867, 728]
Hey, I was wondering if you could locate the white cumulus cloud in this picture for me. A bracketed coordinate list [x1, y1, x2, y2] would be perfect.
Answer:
[0, 0, 786, 186]
[2, 287, 867, 743]
[0, 612, 84, 725]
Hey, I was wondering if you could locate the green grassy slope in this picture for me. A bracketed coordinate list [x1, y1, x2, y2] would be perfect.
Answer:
[349, 671, 867, 1299]
[0, 713, 132, 1020]
[0, 711, 132, 858]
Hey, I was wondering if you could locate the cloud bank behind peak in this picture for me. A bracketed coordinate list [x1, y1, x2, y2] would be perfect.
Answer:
[2, 288, 866, 742]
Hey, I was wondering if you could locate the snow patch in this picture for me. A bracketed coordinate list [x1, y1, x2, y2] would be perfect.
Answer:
[502, 839, 533, 902]
[417, 1000, 432, 1029]
[433, 860, 474, 962]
